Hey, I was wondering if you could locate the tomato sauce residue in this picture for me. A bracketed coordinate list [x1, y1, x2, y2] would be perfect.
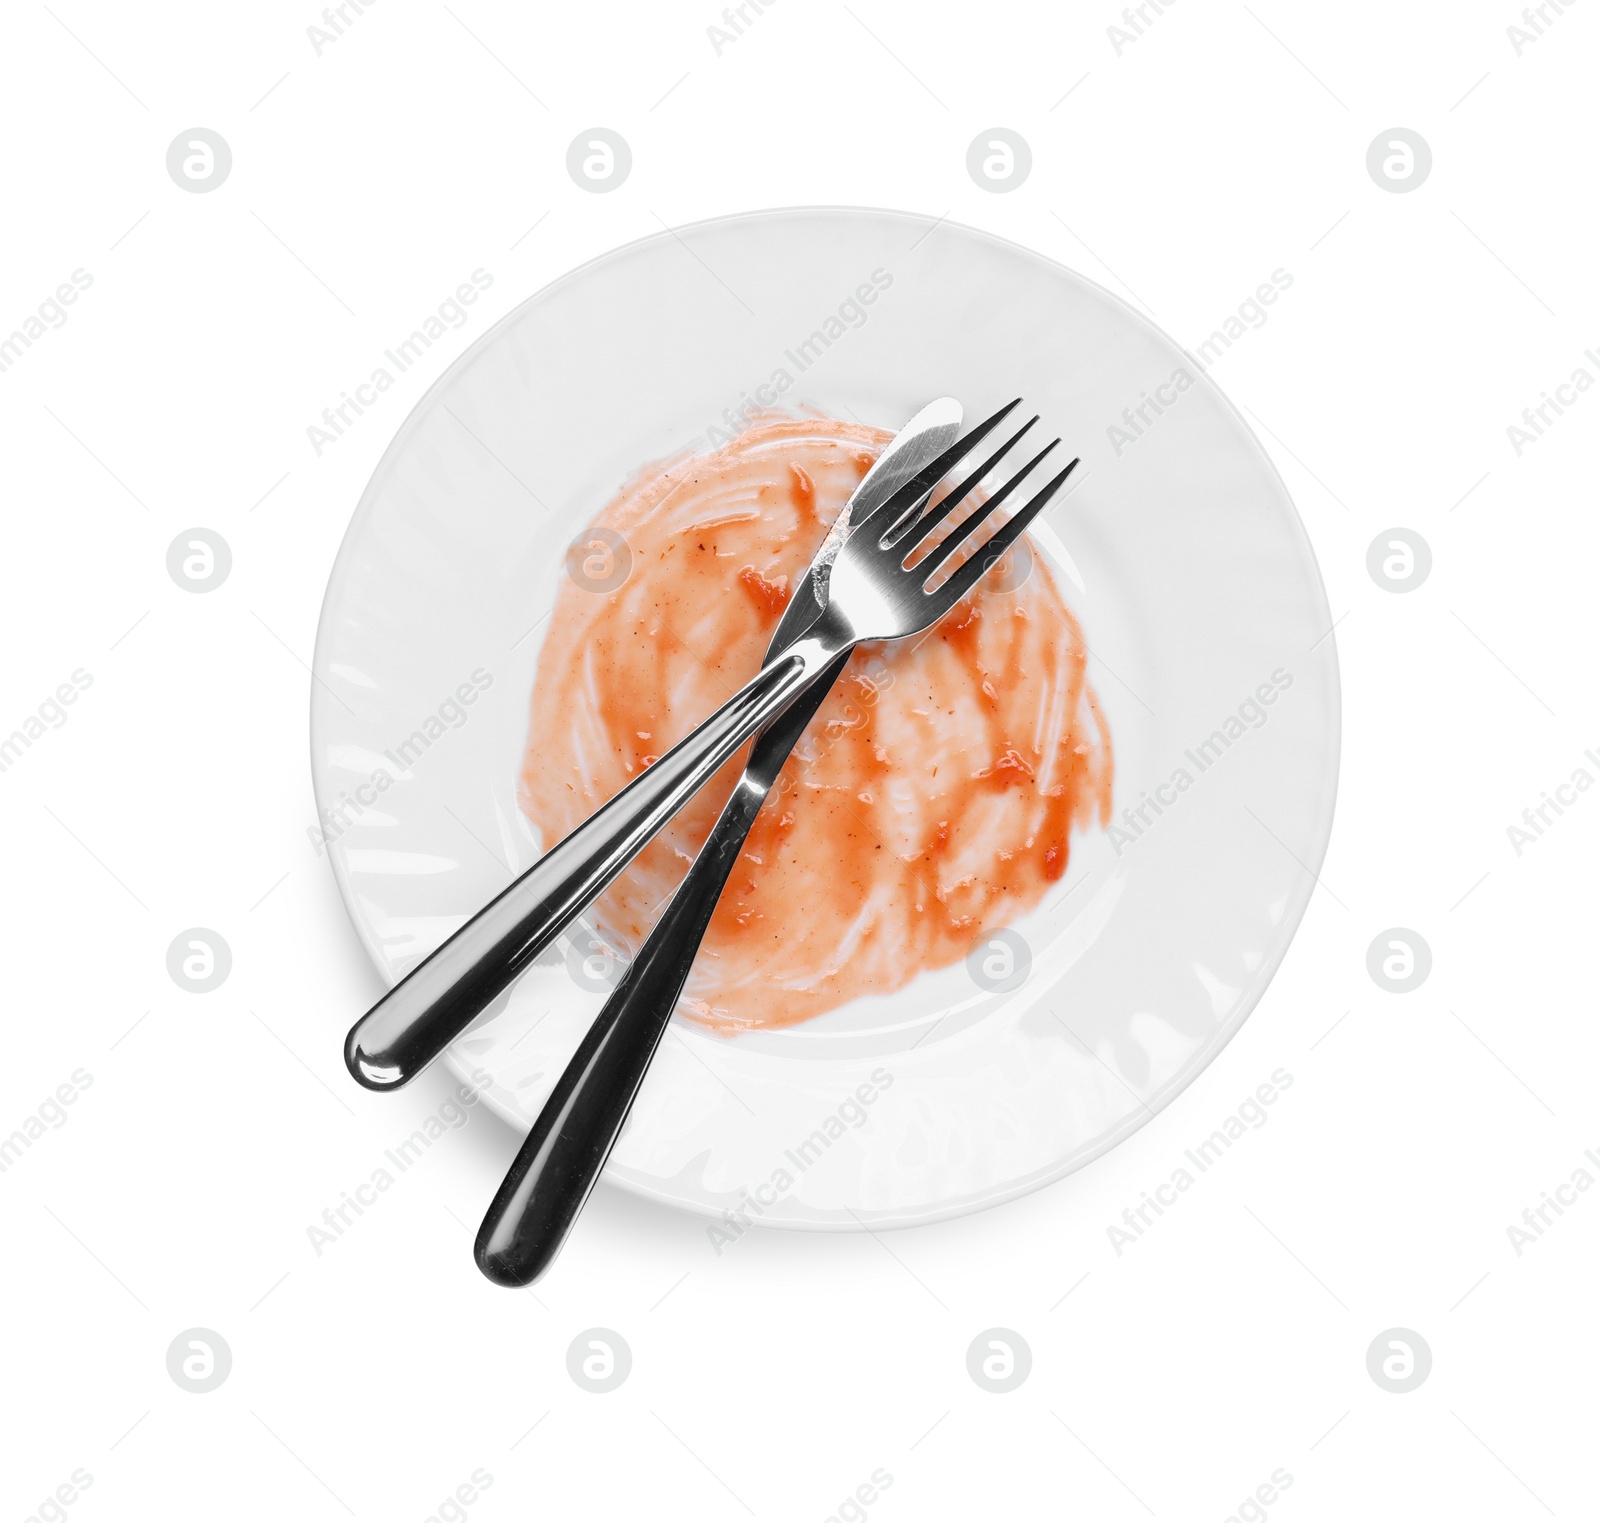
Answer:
[520, 416, 1114, 1034]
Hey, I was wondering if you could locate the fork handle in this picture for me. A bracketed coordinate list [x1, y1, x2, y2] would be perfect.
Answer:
[474, 767, 770, 1286]
[343, 612, 850, 1090]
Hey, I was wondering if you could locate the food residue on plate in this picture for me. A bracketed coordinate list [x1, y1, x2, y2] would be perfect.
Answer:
[520, 415, 1113, 1034]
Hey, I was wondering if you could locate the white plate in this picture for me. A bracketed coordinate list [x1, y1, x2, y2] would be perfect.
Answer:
[311, 207, 1339, 1232]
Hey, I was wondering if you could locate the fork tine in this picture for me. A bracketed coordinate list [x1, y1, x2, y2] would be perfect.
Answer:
[860, 398, 1023, 541]
[911, 439, 1060, 575]
[925, 457, 1081, 609]
[883, 416, 1039, 550]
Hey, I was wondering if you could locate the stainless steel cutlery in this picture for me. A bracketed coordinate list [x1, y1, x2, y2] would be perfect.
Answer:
[341, 396, 1079, 1284]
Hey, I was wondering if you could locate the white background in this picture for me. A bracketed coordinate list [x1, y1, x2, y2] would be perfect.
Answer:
[2, 1, 1596, 1519]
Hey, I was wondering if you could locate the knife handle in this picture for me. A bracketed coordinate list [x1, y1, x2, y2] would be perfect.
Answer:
[343, 618, 846, 1091]
[473, 772, 767, 1286]
[472, 645, 855, 1286]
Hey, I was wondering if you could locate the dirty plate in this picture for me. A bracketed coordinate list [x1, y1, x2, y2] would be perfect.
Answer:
[310, 207, 1340, 1231]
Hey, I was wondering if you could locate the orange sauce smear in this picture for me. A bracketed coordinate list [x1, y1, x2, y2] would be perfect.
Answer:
[520, 416, 1114, 1033]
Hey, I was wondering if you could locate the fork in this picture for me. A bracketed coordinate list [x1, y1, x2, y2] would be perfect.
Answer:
[344, 401, 1018, 1094]
[474, 405, 1079, 1286]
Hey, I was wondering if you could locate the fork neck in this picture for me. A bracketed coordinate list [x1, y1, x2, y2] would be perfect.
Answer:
[779, 595, 855, 673]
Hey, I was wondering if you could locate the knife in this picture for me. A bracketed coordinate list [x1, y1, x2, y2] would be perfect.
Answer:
[473, 399, 964, 1285]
